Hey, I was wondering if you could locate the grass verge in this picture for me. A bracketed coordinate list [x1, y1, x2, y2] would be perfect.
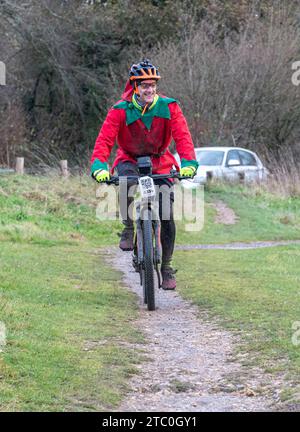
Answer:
[174, 245, 300, 403]
[0, 175, 144, 411]
[176, 183, 300, 244]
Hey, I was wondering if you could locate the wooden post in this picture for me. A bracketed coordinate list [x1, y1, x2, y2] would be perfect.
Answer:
[15, 157, 24, 174]
[60, 160, 69, 177]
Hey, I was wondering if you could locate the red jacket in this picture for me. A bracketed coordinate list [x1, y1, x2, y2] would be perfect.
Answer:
[91, 81, 197, 174]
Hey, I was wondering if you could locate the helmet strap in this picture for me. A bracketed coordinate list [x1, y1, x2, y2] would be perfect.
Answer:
[134, 81, 140, 95]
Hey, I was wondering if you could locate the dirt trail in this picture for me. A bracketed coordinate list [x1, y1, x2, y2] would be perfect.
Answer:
[211, 200, 239, 225]
[176, 239, 300, 250]
[106, 247, 277, 412]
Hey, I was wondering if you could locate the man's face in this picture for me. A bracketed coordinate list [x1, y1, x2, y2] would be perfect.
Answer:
[137, 79, 157, 104]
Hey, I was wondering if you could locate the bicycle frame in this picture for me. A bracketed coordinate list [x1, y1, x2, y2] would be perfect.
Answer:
[104, 156, 194, 310]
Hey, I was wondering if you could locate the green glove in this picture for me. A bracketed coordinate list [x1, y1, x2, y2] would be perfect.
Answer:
[180, 166, 197, 178]
[92, 169, 110, 183]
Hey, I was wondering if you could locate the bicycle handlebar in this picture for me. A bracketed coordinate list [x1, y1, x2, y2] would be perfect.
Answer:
[104, 170, 195, 185]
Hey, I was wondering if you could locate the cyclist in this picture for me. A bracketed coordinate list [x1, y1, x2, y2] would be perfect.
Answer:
[91, 59, 198, 290]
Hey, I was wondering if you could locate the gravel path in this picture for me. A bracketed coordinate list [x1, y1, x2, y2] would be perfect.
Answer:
[106, 247, 277, 412]
[176, 239, 300, 250]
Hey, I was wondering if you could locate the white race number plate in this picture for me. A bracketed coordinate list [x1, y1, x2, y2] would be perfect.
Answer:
[138, 176, 156, 199]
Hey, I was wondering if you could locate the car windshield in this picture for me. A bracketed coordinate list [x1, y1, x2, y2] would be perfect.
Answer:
[196, 150, 224, 166]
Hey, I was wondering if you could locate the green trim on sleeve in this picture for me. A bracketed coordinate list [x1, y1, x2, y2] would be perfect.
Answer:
[180, 158, 199, 170]
[91, 158, 108, 174]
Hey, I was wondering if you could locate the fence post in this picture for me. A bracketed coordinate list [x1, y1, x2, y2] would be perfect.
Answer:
[15, 157, 24, 174]
[60, 160, 69, 177]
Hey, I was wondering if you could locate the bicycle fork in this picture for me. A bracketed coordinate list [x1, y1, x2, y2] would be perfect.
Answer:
[153, 218, 162, 288]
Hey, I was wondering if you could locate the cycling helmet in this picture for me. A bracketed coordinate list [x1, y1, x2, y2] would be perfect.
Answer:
[129, 59, 161, 81]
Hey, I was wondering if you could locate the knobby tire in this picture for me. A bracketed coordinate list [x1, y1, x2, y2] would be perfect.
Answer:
[142, 212, 155, 311]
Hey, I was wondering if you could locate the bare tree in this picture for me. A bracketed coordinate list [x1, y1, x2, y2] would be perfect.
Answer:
[151, 4, 300, 160]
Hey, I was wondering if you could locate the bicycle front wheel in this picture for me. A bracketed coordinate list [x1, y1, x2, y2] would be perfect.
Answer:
[142, 212, 155, 311]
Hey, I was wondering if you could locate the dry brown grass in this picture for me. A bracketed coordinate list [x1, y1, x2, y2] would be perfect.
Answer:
[263, 147, 300, 197]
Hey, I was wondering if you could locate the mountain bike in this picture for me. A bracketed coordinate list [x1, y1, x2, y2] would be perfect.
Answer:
[106, 156, 191, 311]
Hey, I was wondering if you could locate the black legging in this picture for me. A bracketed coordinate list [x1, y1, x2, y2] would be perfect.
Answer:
[116, 161, 176, 268]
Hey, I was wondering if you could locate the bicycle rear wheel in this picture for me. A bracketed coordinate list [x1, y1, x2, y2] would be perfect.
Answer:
[142, 211, 155, 311]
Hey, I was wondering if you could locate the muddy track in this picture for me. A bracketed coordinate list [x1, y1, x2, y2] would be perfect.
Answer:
[105, 247, 281, 412]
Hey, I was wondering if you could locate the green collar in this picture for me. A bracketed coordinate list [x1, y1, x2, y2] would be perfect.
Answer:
[114, 96, 176, 131]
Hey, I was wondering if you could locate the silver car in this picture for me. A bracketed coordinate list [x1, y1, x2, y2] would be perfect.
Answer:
[174, 146, 269, 187]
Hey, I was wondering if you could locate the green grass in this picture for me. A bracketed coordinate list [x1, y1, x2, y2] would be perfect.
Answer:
[0, 175, 144, 411]
[0, 244, 144, 411]
[1, 175, 300, 248]
[174, 246, 300, 402]
[176, 183, 300, 244]
[0, 175, 123, 247]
